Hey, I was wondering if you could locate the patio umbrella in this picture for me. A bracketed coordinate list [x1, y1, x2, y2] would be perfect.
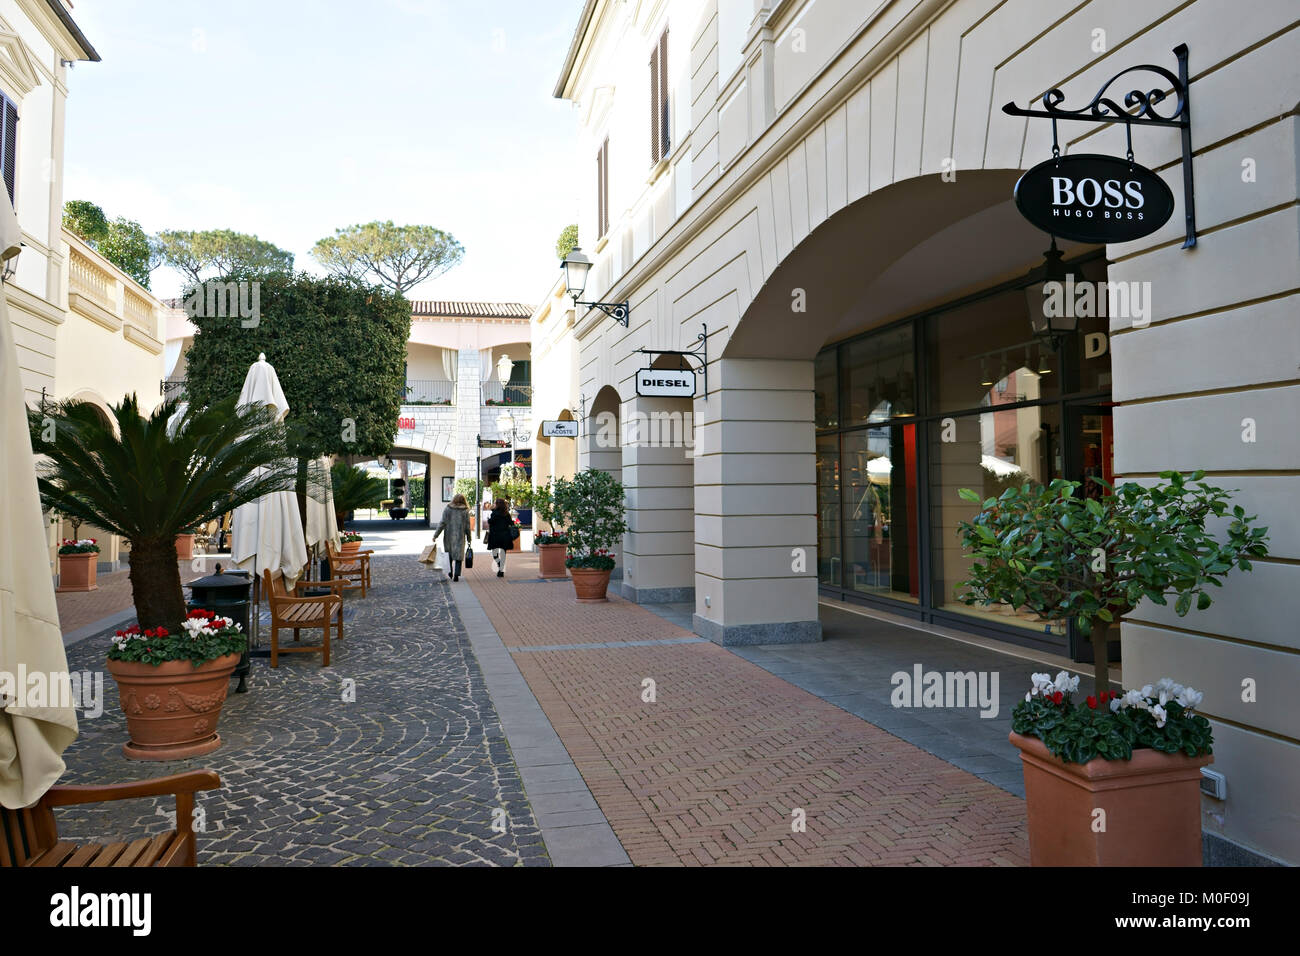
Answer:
[304, 456, 339, 553]
[0, 191, 77, 808]
[230, 354, 307, 589]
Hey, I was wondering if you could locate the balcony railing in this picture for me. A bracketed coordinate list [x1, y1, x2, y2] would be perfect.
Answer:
[482, 381, 532, 406]
[162, 378, 186, 401]
[68, 246, 115, 313]
[401, 379, 455, 405]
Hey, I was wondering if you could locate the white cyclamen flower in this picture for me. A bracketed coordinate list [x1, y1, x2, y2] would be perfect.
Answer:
[1151, 704, 1168, 728]
[1155, 677, 1177, 693]
[1030, 673, 1054, 695]
[1139, 684, 1154, 699]
[1176, 687, 1203, 710]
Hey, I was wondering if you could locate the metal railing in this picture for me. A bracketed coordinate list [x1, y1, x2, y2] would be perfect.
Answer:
[162, 378, 186, 400]
[401, 379, 455, 405]
[482, 381, 532, 406]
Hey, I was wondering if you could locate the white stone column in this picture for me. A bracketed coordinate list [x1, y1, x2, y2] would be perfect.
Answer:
[454, 347, 481, 481]
[622, 395, 695, 603]
[693, 358, 820, 644]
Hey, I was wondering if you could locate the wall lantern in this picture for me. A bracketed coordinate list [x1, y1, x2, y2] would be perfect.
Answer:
[497, 354, 514, 383]
[561, 246, 629, 327]
[1024, 237, 1079, 352]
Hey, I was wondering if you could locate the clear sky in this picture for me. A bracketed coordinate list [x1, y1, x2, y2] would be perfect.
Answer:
[63, 0, 587, 306]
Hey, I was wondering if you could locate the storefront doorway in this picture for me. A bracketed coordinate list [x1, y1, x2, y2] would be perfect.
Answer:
[815, 251, 1112, 659]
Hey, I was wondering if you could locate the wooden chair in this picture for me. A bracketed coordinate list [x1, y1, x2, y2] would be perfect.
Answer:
[1, 770, 221, 867]
[326, 542, 371, 597]
[263, 569, 344, 668]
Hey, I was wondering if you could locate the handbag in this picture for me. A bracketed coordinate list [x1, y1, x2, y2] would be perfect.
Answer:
[464, 548, 474, 569]
[510, 524, 520, 541]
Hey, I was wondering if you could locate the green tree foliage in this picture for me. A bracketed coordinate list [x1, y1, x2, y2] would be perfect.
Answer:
[555, 223, 578, 260]
[63, 200, 109, 243]
[956, 472, 1269, 695]
[551, 469, 627, 569]
[62, 200, 158, 289]
[181, 271, 411, 459]
[156, 228, 294, 284]
[453, 477, 479, 508]
[30, 395, 298, 630]
[312, 221, 464, 295]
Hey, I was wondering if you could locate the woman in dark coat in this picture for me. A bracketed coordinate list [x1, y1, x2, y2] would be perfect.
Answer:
[431, 493, 473, 581]
[483, 498, 515, 578]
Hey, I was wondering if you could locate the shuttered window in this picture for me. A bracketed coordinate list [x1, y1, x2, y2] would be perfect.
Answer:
[596, 137, 610, 239]
[0, 94, 17, 205]
[649, 28, 670, 164]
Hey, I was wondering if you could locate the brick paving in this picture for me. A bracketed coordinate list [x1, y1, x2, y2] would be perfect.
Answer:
[464, 550, 1029, 866]
[54, 555, 549, 866]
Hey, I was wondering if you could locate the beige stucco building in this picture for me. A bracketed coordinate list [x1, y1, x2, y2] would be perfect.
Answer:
[539, 0, 1300, 863]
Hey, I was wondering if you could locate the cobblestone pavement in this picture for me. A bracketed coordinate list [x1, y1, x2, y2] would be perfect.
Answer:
[464, 551, 1029, 866]
[55, 555, 550, 866]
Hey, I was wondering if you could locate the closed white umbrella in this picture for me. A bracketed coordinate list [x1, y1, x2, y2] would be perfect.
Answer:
[0, 191, 77, 808]
[305, 456, 339, 552]
[230, 354, 307, 589]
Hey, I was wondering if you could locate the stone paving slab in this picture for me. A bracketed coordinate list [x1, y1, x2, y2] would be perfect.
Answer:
[463, 552, 1029, 866]
[54, 555, 550, 866]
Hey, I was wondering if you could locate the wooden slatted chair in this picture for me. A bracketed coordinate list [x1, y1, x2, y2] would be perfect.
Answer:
[264, 569, 343, 667]
[326, 541, 371, 598]
[0, 770, 221, 868]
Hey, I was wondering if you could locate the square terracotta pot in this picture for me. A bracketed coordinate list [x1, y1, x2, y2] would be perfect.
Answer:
[1010, 731, 1211, 866]
[56, 552, 98, 592]
[175, 533, 195, 561]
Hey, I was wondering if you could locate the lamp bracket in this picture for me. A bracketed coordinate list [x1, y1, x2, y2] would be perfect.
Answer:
[574, 298, 630, 326]
[1002, 44, 1196, 248]
[636, 323, 709, 400]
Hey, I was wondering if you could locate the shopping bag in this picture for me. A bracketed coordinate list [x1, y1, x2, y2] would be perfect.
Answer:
[435, 549, 451, 575]
[464, 548, 474, 569]
[418, 544, 437, 564]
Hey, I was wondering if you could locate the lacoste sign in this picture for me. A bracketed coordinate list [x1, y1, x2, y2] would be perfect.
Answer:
[635, 368, 695, 398]
[1014, 154, 1175, 244]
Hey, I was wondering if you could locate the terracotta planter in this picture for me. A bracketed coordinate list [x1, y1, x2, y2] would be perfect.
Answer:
[56, 552, 98, 592]
[341, 540, 361, 553]
[107, 653, 241, 761]
[1010, 731, 1211, 866]
[175, 533, 195, 561]
[570, 567, 612, 603]
[537, 542, 569, 579]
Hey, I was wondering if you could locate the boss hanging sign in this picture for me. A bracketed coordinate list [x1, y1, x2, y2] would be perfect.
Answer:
[1014, 154, 1175, 244]
[636, 368, 695, 397]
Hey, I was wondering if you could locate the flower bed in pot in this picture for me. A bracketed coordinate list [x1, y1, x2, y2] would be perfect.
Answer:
[340, 531, 363, 552]
[535, 531, 569, 578]
[1010, 672, 1213, 867]
[56, 538, 99, 592]
[106, 609, 246, 760]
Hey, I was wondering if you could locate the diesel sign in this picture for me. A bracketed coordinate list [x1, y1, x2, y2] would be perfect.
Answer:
[636, 368, 696, 397]
[1014, 154, 1175, 244]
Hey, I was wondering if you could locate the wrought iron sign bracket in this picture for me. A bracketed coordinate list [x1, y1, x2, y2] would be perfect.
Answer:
[1003, 44, 1197, 248]
[636, 323, 709, 399]
[575, 299, 630, 326]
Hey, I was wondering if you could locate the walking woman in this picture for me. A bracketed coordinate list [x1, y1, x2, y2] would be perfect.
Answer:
[483, 498, 516, 577]
[430, 493, 473, 581]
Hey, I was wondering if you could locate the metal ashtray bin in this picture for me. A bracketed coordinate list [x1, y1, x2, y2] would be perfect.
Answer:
[187, 565, 253, 693]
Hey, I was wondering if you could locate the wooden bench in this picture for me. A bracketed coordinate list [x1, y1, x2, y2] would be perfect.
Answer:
[326, 542, 372, 597]
[1, 770, 221, 867]
[264, 568, 344, 667]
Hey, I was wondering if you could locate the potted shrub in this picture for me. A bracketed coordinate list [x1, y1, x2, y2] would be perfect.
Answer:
[331, 462, 386, 527]
[552, 469, 627, 602]
[106, 609, 246, 760]
[175, 526, 198, 561]
[527, 479, 568, 578]
[56, 538, 100, 592]
[956, 470, 1269, 866]
[31, 394, 298, 755]
[340, 530, 364, 553]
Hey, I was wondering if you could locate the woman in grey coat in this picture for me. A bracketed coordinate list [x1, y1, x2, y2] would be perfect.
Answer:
[430, 493, 473, 581]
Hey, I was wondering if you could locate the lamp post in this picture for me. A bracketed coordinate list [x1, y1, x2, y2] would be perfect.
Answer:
[561, 246, 630, 326]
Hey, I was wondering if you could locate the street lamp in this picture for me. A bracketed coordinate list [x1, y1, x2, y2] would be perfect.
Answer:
[561, 246, 630, 327]
[1024, 237, 1079, 352]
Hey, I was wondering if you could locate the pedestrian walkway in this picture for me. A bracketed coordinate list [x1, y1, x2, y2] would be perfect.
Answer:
[56, 555, 549, 866]
[461, 550, 1029, 866]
